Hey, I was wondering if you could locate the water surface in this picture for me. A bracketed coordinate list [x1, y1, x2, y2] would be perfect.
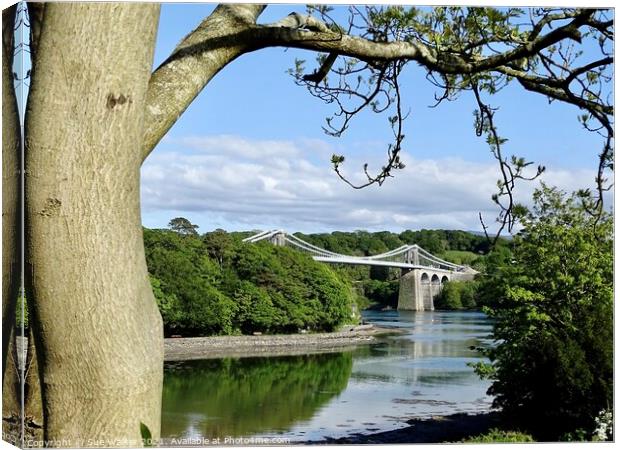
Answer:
[161, 310, 494, 442]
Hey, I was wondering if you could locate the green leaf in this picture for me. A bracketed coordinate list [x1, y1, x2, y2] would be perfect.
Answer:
[140, 422, 152, 447]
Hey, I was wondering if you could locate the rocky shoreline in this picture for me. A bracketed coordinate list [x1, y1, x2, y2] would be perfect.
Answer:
[164, 325, 401, 361]
[305, 412, 503, 444]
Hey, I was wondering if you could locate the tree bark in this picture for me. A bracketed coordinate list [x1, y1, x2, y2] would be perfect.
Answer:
[2, 7, 24, 443]
[25, 3, 163, 446]
[25, 326, 43, 433]
[2, 329, 22, 446]
[2, 3, 20, 385]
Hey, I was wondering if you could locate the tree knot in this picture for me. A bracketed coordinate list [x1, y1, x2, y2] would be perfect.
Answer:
[106, 93, 132, 110]
[39, 198, 61, 217]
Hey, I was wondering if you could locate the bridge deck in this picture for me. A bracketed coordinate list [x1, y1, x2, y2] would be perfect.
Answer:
[312, 256, 460, 274]
[243, 230, 473, 274]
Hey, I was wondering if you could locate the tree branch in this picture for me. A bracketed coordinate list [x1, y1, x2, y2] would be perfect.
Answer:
[141, 3, 267, 161]
[255, 9, 597, 75]
[495, 64, 613, 117]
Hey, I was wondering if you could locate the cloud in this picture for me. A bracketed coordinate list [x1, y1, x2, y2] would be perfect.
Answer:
[179, 135, 300, 160]
[141, 134, 606, 233]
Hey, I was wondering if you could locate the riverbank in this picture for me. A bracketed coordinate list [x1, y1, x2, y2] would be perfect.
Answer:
[164, 325, 402, 361]
[306, 412, 504, 444]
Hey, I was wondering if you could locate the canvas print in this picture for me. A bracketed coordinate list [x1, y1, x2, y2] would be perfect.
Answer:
[1, 1, 614, 447]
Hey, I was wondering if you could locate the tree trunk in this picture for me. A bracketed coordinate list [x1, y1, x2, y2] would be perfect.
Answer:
[25, 326, 43, 434]
[2, 6, 23, 442]
[2, 330, 22, 446]
[2, 3, 20, 384]
[25, 3, 163, 446]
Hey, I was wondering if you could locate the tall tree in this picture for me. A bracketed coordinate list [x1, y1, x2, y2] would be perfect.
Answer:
[475, 185, 613, 439]
[2, 5, 23, 443]
[23, 3, 163, 445]
[2, 2, 613, 445]
[168, 217, 199, 236]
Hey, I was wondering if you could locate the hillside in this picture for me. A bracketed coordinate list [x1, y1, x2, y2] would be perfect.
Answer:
[144, 226, 502, 333]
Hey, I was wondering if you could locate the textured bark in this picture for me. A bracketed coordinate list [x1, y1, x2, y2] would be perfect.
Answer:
[27, 2, 45, 59]
[142, 3, 266, 158]
[2, 327, 21, 420]
[2, 6, 23, 442]
[25, 3, 162, 446]
[253, 10, 597, 74]
[25, 326, 43, 430]
[2, 3, 20, 384]
[2, 334, 22, 447]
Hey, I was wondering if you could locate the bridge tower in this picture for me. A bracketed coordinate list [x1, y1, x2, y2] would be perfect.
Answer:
[404, 246, 419, 265]
[269, 231, 286, 246]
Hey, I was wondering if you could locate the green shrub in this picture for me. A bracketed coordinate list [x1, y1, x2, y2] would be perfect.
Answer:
[460, 429, 535, 443]
[363, 279, 399, 307]
[475, 185, 613, 440]
[435, 280, 479, 310]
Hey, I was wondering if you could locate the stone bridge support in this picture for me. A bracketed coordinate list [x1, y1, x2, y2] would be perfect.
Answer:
[398, 269, 451, 311]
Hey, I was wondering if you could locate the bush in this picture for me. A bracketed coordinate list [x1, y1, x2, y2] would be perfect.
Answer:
[435, 280, 479, 310]
[475, 185, 613, 440]
[363, 279, 399, 308]
[460, 429, 535, 443]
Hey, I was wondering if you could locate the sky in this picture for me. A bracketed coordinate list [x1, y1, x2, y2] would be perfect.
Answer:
[134, 3, 614, 234]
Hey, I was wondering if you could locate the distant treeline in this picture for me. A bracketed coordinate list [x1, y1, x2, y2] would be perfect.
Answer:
[295, 229, 496, 259]
[144, 225, 502, 336]
[144, 228, 360, 337]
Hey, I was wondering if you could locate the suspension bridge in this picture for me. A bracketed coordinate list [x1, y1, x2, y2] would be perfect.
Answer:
[243, 230, 477, 311]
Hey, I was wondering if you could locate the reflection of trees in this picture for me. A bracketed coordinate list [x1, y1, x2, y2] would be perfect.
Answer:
[356, 336, 487, 360]
[161, 352, 352, 439]
[351, 328, 491, 386]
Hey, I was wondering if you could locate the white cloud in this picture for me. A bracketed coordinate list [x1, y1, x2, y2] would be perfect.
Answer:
[180, 135, 300, 160]
[141, 134, 606, 233]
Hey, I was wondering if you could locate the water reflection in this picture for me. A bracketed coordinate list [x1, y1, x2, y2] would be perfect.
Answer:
[161, 311, 494, 441]
[162, 352, 353, 439]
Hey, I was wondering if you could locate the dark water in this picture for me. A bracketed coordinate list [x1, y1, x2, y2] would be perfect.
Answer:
[161, 310, 494, 442]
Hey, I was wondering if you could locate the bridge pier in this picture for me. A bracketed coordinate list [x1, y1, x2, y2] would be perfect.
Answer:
[398, 269, 444, 311]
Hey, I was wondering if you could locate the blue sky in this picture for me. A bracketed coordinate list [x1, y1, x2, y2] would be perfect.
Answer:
[140, 3, 612, 234]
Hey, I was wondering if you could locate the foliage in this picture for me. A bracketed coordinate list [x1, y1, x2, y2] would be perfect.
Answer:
[435, 280, 479, 310]
[363, 279, 400, 308]
[442, 250, 480, 266]
[295, 6, 612, 238]
[474, 185, 613, 440]
[15, 295, 28, 329]
[144, 226, 503, 335]
[168, 217, 199, 236]
[460, 428, 535, 443]
[143, 228, 357, 336]
[297, 229, 495, 257]
[162, 352, 352, 438]
[592, 409, 613, 441]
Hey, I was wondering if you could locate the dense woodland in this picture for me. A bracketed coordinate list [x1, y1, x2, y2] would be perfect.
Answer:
[147, 192, 614, 442]
[143, 223, 496, 336]
[144, 227, 358, 336]
[4, 3, 612, 445]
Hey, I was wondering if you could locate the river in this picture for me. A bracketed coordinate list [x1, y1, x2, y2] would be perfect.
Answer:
[161, 310, 494, 443]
